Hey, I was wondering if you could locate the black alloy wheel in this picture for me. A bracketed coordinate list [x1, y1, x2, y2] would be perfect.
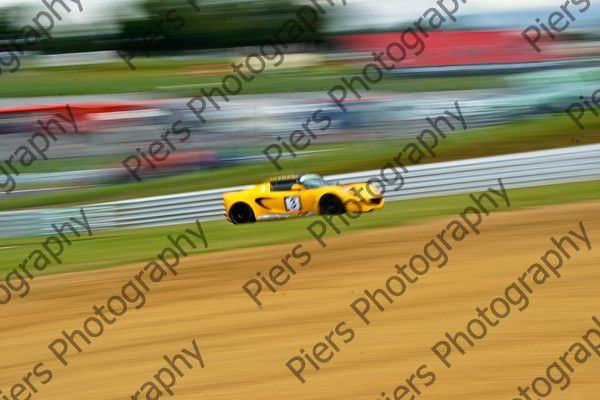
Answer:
[320, 195, 345, 215]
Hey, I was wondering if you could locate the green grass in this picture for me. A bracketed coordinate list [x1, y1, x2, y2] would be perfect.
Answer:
[1, 57, 506, 97]
[4, 113, 600, 212]
[1, 179, 597, 280]
[8, 155, 123, 174]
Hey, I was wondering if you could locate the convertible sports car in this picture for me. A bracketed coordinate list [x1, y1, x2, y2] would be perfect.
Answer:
[223, 174, 384, 224]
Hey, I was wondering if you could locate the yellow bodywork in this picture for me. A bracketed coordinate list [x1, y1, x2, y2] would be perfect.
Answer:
[223, 174, 384, 224]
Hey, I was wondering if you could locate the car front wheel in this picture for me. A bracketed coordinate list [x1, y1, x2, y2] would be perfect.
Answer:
[319, 195, 345, 215]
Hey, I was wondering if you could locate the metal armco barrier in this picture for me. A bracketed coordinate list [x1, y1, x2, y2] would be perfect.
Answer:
[1, 144, 598, 238]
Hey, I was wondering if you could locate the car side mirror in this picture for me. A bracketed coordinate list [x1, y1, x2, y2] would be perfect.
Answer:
[291, 183, 305, 191]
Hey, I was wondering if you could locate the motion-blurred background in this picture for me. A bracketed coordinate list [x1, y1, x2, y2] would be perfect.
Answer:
[0, 0, 598, 207]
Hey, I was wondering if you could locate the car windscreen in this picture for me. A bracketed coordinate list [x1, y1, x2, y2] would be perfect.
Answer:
[300, 175, 333, 189]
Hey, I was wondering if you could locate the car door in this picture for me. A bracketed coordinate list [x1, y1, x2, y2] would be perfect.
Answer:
[255, 180, 299, 216]
[276, 187, 316, 216]
[260, 182, 315, 216]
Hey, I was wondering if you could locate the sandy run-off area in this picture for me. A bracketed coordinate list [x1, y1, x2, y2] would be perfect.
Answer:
[1, 201, 599, 400]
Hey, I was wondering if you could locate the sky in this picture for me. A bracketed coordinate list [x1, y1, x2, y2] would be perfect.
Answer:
[0, 0, 586, 29]
[345, 0, 567, 24]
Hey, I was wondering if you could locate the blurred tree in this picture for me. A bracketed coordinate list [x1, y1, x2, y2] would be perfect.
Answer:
[0, 7, 19, 39]
[1, 1, 332, 55]
[118, 0, 326, 51]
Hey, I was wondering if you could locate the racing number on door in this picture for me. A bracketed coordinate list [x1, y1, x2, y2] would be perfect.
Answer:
[285, 196, 301, 212]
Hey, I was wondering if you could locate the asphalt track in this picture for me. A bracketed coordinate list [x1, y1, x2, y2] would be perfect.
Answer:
[1, 201, 599, 400]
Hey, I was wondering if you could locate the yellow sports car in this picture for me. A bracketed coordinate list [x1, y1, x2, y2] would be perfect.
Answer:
[223, 174, 384, 224]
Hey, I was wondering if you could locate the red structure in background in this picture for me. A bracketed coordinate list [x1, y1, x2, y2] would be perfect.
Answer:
[0, 100, 174, 135]
[328, 30, 569, 67]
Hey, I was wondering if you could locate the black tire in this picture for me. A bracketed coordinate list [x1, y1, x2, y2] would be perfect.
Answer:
[230, 203, 256, 224]
[319, 195, 345, 215]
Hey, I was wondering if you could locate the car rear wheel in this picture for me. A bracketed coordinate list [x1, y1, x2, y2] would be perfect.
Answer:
[320, 195, 345, 215]
[230, 203, 256, 224]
